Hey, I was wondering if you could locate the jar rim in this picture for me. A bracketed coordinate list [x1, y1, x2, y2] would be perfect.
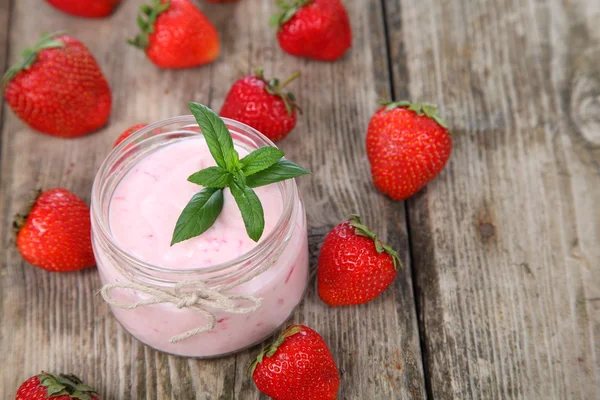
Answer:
[91, 115, 298, 277]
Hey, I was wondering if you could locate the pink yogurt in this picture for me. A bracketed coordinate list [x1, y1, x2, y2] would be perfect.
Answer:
[96, 137, 309, 357]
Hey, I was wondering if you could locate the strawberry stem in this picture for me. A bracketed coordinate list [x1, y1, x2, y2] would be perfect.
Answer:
[254, 68, 301, 116]
[279, 71, 301, 89]
[348, 214, 405, 270]
[2, 32, 65, 86]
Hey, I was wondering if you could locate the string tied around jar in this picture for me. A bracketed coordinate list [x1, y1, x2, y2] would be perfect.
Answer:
[99, 254, 281, 344]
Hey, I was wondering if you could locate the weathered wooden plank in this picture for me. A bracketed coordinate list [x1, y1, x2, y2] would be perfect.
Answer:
[0, 0, 425, 399]
[0, 1, 231, 398]
[385, 0, 600, 398]
[216, 1, 425, 398]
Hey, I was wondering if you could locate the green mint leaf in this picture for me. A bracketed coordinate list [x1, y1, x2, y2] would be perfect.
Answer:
[189, 103, 239, 171]
[233, 169, 247, 186]
[188, 166, 232, 188]
[246, 159, 310, 188]
[171, 187, 224, 245]
[229, 182, 265, 242]
[240, 147, 285, 176]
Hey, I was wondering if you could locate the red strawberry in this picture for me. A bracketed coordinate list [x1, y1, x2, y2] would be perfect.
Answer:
[45, 0, 120, 18]
[251, 325, 340, 400]
[114, 124, 148, 147]
[219, 69, 300, 141]
[15, 189, 95, 272]
[16, 372, 99, 400]
[318, 215, 403, 306]
[366, 101, 452, 200]
[270, 0, 352, 61]
[3, 33, 112, 138]
[129, 0, 220, 69]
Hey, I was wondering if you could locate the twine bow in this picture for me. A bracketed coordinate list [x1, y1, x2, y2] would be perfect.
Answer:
[101, 280, 262, 343]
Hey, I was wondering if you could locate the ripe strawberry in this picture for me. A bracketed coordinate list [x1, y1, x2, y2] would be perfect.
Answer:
[114, 124, 148, 147]
[129, 0, 220, 69]
[16, 372, 99, 400]
[219, 69, 300, 141]
[3, 33, 112, 138]
[251, 325, 340, 400]
[15, 189, 95, 272]
[45, 0, 121, 18]
[366, 101, 452, 200]
[270, 0, 352, 61]
[318, 215, 403, 306]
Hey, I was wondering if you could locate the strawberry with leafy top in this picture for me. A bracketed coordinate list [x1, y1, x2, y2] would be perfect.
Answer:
[219, 69, 300, 142]
[114, 124, 148, 147]
[270, 0, 352, 61]
[45, 0, 121, 18]
[16, 372, 99, 400]
[366, 101, 452, 200]
[251, 325, 340, 400]
[129, 0, 220, 69]
[3, 33, 112, 138]
[15, 188, 95, 272]
[318, 215, 403, 306]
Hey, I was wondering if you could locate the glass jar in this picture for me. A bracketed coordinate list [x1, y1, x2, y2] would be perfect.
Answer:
[91, 116, 309, 358]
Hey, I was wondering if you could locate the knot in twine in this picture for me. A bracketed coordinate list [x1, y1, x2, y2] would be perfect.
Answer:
[101, 280, 263, 343]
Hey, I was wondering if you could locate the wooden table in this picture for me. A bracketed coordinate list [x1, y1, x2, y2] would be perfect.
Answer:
[1, 0, 598, 398]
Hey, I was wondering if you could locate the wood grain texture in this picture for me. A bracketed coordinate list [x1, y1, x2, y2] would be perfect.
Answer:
[385, 0, 600, 398]
[0, 0, 425, 399]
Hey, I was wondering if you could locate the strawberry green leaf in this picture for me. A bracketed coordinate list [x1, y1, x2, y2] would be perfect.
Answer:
[268, 13, 284, 27]
[3, 32, 65, 85]
[349, 214, 404, 270]
[383, 100, 411, 110]
[245, 159, 310, 188]
[248, 325, 303, 375]
[240, 147, 285, 176]
[432, 114, 449, 129]
[188, 166, 232, 188]
[408, 103, 422, 113]
[45, 384, 68, 397]
[421, 103, 438, 117]
[229, 181, 265, 242]
[38, 372, 98, 400]
[189, 102, 239, 172]
[171, 188, 224, 245]
[270, 0, 314, 30]
[129, 0, 171, 50]
[280, 7, 298, 24]
[382, 100, 450, 130]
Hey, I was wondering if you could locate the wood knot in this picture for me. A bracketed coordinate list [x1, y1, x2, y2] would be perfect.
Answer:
[479, 222, 496, 242]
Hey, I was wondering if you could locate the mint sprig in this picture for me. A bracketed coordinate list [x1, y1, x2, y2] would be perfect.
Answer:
[171, 188, 224, 246]
[245, 159, 310, 188]
[170, 103, 310, 245]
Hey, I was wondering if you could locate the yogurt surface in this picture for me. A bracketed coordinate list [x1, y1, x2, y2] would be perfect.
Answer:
[109, 137, 284, 268]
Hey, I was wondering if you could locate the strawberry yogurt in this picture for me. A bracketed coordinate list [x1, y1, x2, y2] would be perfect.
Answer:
[92, 118, 309, 358]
